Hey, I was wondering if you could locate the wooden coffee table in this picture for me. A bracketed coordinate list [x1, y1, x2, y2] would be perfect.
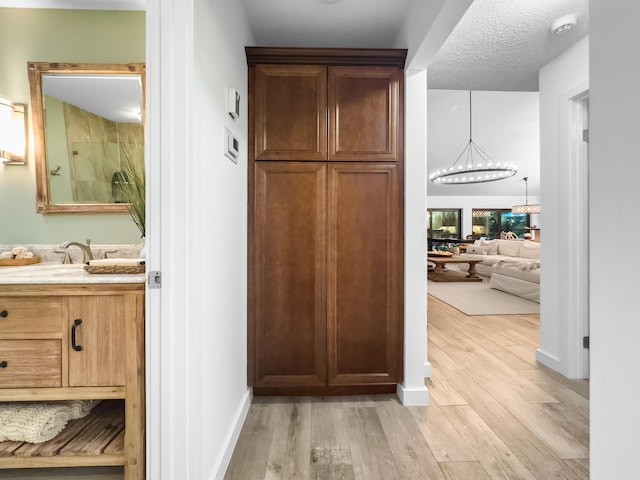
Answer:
[428, 256, 482, 282]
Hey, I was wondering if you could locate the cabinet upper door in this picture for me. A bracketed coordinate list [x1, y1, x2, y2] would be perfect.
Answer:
[327, 163, 402, 386]
[254, 65, 327, 161]
[253, 162, 327, 388]
[68, 296, 128, 387]
[328, 67, 401, 162]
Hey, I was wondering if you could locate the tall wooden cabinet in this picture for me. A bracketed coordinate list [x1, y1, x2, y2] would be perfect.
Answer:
[247, 48, 406, 396]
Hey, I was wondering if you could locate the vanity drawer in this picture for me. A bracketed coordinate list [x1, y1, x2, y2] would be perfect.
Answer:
[0, 339, 62, 388]
[0, 296, 63, 338]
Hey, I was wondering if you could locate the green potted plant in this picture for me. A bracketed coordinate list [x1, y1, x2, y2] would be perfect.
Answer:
[118, 143, 146, 254]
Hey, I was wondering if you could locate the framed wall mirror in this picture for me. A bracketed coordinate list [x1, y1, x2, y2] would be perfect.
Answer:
[28, 62, 145, 213]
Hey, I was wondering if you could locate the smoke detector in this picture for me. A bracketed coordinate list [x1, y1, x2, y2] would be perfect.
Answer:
[551, 14, 577, 34]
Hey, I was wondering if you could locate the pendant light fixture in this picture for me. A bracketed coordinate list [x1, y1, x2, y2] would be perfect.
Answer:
[430, 91, 517, 184]
[512, 176, 540, 214]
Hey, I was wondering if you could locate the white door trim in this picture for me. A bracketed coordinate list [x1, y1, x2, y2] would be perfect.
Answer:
[567, 89, 590, 379]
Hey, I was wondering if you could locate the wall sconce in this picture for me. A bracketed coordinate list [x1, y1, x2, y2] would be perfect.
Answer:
[0, 96, 27, 165]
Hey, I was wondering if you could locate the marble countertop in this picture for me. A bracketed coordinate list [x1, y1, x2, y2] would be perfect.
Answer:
[0, 263, 146, 284]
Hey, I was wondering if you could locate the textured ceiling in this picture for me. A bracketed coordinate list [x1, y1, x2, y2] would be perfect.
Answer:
[428, 0, 589, 91]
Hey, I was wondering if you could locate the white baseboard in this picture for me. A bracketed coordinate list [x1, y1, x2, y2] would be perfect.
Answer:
[536, 348, 562, 372]
[397, 383, 429, 406]
[424, 361, 432, 378]
[212, 388, 253, 480]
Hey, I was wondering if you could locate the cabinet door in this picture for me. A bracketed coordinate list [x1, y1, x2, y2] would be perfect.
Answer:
[68, 296, 127, 386]
[253, 162, 327, 387]
[327, 163, 402, 386]
[328, 67, 401, 162]
[254, 65, 327, 161]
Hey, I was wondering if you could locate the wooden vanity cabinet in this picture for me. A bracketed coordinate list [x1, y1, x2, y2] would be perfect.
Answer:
[0, 284, 145, 480]
[247, 48, 406, 396]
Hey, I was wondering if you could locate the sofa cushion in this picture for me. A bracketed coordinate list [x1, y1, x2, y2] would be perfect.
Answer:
[497, 239, 522, 257]
[490, 273, 540, 302]
[519, 241, 540, 259]
[465, 245, 489, 255]
[460, 254, 511, 266]
[492, 260, 541, 284]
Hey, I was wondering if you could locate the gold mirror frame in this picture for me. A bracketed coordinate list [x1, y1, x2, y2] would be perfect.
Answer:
[28, 62, 145, 214]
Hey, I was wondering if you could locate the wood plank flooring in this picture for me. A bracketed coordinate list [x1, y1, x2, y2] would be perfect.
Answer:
[224, 295, 589, 479]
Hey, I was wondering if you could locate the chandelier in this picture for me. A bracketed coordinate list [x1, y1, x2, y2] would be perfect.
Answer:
[512, 177, 540, 214]
[430, 91, 517, 185]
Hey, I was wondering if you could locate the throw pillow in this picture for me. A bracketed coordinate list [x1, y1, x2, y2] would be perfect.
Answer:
[520, 241, 541, 259]
[497, 239, 522, 257]
[480, 239, 499, 255]
[466, 245, 489, 255]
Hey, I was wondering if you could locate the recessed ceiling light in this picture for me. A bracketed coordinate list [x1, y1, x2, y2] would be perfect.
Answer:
[551, 14, 577, 34]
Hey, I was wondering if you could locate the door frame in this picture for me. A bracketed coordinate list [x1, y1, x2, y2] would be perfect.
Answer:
[568, 90, 590, 379]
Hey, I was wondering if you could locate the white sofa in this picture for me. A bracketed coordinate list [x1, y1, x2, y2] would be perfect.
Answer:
[459, 239, 540, 303]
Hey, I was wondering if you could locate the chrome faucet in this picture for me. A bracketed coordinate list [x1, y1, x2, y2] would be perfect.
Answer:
[59, 239, 94, 264]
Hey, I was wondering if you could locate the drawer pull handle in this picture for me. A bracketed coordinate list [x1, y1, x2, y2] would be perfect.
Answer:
[0, 361, 7, 368]
[0, 310, 7, 318]
[71, 319, 83, 352]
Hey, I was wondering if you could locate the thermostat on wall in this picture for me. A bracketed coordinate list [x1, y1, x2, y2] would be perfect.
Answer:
[224, 126, 239, 164]
[227, 88, 240, 119]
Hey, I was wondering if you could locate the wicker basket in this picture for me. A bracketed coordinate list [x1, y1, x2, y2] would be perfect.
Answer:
[84, 264, 145, 275]
[0, 256, 41, 266]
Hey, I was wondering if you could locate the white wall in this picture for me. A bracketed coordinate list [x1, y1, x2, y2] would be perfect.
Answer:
[589, 1, 640, 477]
[191, 0, 253, 477]
[401, 69, 430, 403]
[427, 195, 541, 239]
[147, 0, 254, 478]
[537, 37, 589, 376]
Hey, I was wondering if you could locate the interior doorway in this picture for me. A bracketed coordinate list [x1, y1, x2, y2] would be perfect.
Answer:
[571, 92, 590, 379]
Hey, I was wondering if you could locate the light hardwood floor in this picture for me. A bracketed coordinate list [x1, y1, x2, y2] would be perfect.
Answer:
[224, 295, 589, 479]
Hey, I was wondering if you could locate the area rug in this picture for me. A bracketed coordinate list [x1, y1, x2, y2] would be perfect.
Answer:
[427, 275, 540, 316]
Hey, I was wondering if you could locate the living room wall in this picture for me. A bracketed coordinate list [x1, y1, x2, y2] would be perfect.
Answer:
[427, 89, 540, 198]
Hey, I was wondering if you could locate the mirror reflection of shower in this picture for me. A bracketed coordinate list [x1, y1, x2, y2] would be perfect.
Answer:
[44, 97, 143, 204]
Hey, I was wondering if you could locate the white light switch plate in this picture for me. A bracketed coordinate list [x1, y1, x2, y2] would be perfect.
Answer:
[224, 126, 239, 164]
[227, 88, 240, 118]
